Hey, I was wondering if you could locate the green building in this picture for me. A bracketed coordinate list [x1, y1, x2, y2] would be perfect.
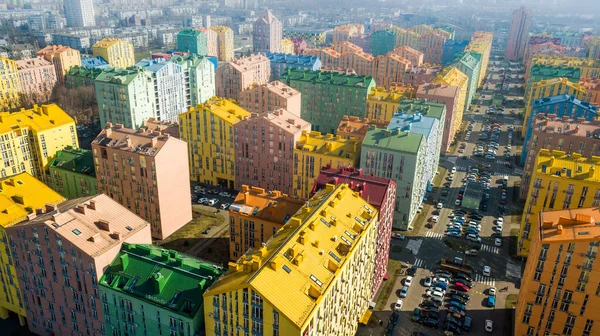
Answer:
[65, 66, 105, 88]
[454, 52, 481, 111]
[177, 29, 209, 55]
[524, 65, 581, 106]
[99, 243, 225, 336]
[370, 29, 397, 56]
[48, 146, 97, 199]
[280, 68, 376, 134]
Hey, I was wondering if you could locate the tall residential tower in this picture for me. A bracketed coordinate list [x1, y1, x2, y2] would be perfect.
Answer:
[253, 9, 283, 53]
[505, 6, 531, 61]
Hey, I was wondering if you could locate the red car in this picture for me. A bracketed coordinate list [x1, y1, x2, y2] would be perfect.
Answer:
[454, 282, 470, 292]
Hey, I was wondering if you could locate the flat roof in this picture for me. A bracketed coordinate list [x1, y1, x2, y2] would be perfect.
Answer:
[538, 207, 600, 243]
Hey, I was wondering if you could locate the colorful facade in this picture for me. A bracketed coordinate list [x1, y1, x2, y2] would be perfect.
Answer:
[580, 77, 600, 107]
[389, 46, 424, 66]
[238, 81, 301, 117]
[365, 85, 414, 123]
[371, 53, 411, 88]
[404, 64, 443, 86]
[203, 183, 378, 336]
[177, 29, 209, 55]
[253, 9, 283, 53]
[48, 146, 97, 199]
[280, 38, 294, 54]
[0, 57, 22, 111]
[519, 149, 600, 256]
[36, 45, 81, 82]
[333, 24, 365, 44]
[292, 131, 360, 199]
[336, 116, 389, 141]
[0, 173, 66, 326]
[92, 38, 135, 69]
[92, 123, 192, 240]
[81, 56, 109, 69]
[195, 27, 218, 57]
[416, 82, 460, 152]
[228, 185, 304, 260]
[280, 69, 375, 134]
[454, 52, 481, 111]
[465, 31, 493, 87]
[8, 193, 152, 336]
[209, 25, 234, 62]
[283, 29, 327, 46]
[169, 54, 216, 106]
[136, 58, 187, 122]
[16, 57, 57, 102]
[179, 97, 250, 188]
[264, 53, 321, 81]
[523, 65, 582, 115]
[370, 29, 397, 57]
[441, 40, 468, 66]
[434, 66, 468, 143]
[215, 54, 271, 101]
[100, 243, 224, 336]
[515, 207, 600, 336]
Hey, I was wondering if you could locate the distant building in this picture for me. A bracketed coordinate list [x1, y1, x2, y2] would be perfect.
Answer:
[253, 9, 283, 53]
[333, 24, 365, 44]
[49, 146, 97, 199]
[291, 37, 307, 54]
[264, 52, 321, 81]
[81, 56, 109, 69]
[92, 38, 135, 69]
[51, 33, 90, 51]
[169, 54, 215, 106]
[280, 38, 294, 54]
[389, 46, 424, 66]
[228, 185, 304, 260]
[100, 243, 224, 336]
[195, 27, 218, 57]
[234, 109, 310, 194]
[0, 57, 21, 110]
[176, 29, 208, 55]
[16, 56, 57, 102]
[215, 54, 270, 100]
[136, 58, 187, 122]
[505, 6, 531, 61]
[64, 0, 95, 28]
[404, 64, 442, 86]
[92, 124, 192, 239]
[580, 77, 600, 107]
[209, 25, 234, 62]
[370, 29, 397, 56]
[441, 40, 468, 66]
[36, 45, 81, 82]
[238, 81, 301, 116]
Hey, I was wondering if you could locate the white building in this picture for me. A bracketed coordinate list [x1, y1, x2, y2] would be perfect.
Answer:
[170, 54, 215, 107]
[64, 0, 96, 28]
[137, 59, 187, 122]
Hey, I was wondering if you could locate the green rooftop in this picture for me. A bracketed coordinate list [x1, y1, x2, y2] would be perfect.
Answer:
[529, 65, 581, 79]
[100, 243, 225, 318]
[280, 68, 375, 88]
[396, 99, 446, 121]
[49, 146, 95, 177]
[177, 29, 202, 37]
[66, 66, 105, 79]
[95, 66, 149, 85]
[362, 126, 424, 154]
[456, 52, 480, 70]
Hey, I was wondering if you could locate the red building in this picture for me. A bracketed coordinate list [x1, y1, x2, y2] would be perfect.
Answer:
[312, 166, 396, 299]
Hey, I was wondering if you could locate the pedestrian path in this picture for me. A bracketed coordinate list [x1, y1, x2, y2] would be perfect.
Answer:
[480, 244, 500, 254]
[496, 159, 505, 165]
[414, 257, 427, 269]
[424, 231, 444, 240]
[474, 274, 496, 287]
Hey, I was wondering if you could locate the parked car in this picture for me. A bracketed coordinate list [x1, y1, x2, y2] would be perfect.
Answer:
[485, 320, 493, 332]
[488, 287, 496, 296]
[483, 265, 491, 276]
[399, 286, 409, 298]
[423, 276, 433, 287]
[423, 318, 439, 329]
[487, 296, 496, 307]
[404, 276, 413, 287]
[412, 308, 421, 322]
[391, 233, 405, 240]
[495, 238, 502, 246]
[394, 299, 403, 311]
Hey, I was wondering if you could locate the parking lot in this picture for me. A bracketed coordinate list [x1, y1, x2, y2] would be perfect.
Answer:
[191, 184, 237, 210]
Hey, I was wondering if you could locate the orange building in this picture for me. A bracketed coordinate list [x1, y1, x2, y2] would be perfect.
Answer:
[228, 185, 303, 260]
[337, 115, 389, 141]
[389, 46, 424, 66]
[516, 207, 600, 336]
[580, 77, 600, 107]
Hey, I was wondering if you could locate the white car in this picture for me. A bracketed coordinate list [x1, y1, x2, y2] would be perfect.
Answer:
[495, 238, 502, 247]
[465, 249, 478, 256]
[437, 202, 443, 209]
[394, 299, 403, 311]
[431, 215, 439, 223]
[433, 277, 449, 285]
[404, 276, 413, 287]
[392, 233, 406, 240]
[467, 234, 481, 242]
[485, 320, 493, 332]
[489, 287, 497, 296]
[455, 199, 461, 206]
[427, 289, 445, 299]
[483, 266, 491, 277]
[496, 217, 504, 225]
[451, 167, 457, 174]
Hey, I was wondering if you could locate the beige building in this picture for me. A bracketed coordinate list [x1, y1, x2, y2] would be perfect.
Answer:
[238, 81, 301, 116]
[195, 27, 218, 57]
[16, 57, 57, 102]
[209, 25, 234, 62]
[216, 54, 271, 100]
[36, 45, 81, 82]
[92, 38, 135, 69]
[92, 123, 192, 239]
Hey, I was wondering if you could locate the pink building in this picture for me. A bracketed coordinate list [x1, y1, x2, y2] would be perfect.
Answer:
[215, 54, 271, 100]
[195, 27, 218, 57]
[238, 81, 301, 117]
[505, 6, 531, 61]
[390, 46, 424, 66]
[312, 166, 396, 299]
[252, 9, 283, 53]
[520, 114, 600, 199]
[7, 194, 152, 336]
[579, 78, 600, 107]
[416, 82, 459, 152]
[372, 53, 411, 88]
[420, 32, 446, 65]
[404, 64, 442, 86]
[291, 37, 307, 55]
[142, 117, 180, 138]
[16, 57, 57, 102]
[36, 45, 81, 83]
[92, 123, 192, 239]
[234, 108, 311, 195]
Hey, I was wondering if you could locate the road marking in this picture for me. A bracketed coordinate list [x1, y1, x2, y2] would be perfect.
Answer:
[414, 258, 426, 268]
[480, 244, 500, 254]
[474, 274, 496, 287]
[406, 239, 422, 255]
[424, 231, 444, 240]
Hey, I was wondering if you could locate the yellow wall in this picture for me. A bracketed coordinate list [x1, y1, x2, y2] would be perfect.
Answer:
[465, 32, 492, 87]
[435, 67, 468, 142]
[210, 26, 234, 62]
[0, 58, 22, 111]
[366, 87, 413, 122]
[0, 104, 78, 181]
[280, 38, 295, 54]
[0, 173, 65, 324]
[92, 38, 135, 69]
[518, 150, 600, 256]
[179, 97, 250, 188]
[293, 131, 360, 199]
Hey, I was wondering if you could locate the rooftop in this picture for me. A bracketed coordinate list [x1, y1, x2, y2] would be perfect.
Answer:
[246, 81, 300, 99]
[534, 149, 600, 183]
[362, 126, 424, 154]
[95, 67, 150, 86]
[337, 116, 389, 138]
[529, 64, 581, 79]
[183, 97, 250, 125]
[532, 94, 598, 115]
[142, 118, 180, 138]
[387, 112, 438, 139]
[417, 82, 459, 98]
[204, 183, 378, 327]
[0, 104, 75, 134]
[177, 29, 203, 37]
[243, 109, 310, 135]
[36, 45, 77, 57]
[49, 146, 95, 177]
[280, 68, 374, 88]
[15, 57, 53, 70]
[579, 77, 600, 91]
[93, 38, 129, 49]
[230, 185, 304, 224]
[0, 173, 65, 228]
[265, 52, 320, 67]
[531, 114, 600, 139]
[209, 25, 233, 33]
[531, 77, 585, 91]
[295, 131, 360, 158]
[396, 99, 446, 121]
[66, 66, 105, 79]
[367, 85, 415, 102]
[436, 66, 468, 86]
[100, 243, 224, 318]
[81, 56, 109, 69]
[229, 54, 269, 72]
[456, 52, 480, 70]
[538, 207, 600, 243]
[93, 123, 176, 156]
[256, 9, 279, 25]
[12, 194, 148, 257]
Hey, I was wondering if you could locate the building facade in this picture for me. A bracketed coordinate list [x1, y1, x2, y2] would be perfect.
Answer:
[370, 29, 397, 57]
[0, 57, 22, 111]
[580, 78, 600, 107]
[366, 86, 415, 123]
[92, 124, 192, 239]
[203, 183, 378, 336]
[16, 57, 57, 102]
[215, 54, 270, 101]
[176, 29, 209, 55]
[264, 53, 321, 81]
[253, 9, 283, 53]
[238, 81, 301, 116]
[64, 0, 95, 28]
[454, 52, 481, 112]
[416, 82, 460, 152]
[136, 59, 187, 122]
[505, 6, 531, 61]
[36, 45, 81, 82]
[465, 31, 493, 87]
[209, 25, 234, 62]
[434, 66, 468, 143]
[169, 54, 216, 107]
[49, 146, 97, 199]
[92, 38, 136, 69]
[100, 243, 224, 336]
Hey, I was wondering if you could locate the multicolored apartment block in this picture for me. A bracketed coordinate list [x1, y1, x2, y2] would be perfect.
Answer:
[465, 31, 493, 87]
[416, 82, 460, 152]
[312, 166, 396, 299]
[15, 57, 57, 102]
[280, 38, 294, 54]
[234, 108, 310, 195]
[370, 29, 397, 57]
[48, 146, 97, 199]
[333, 24, 365, 44]
[434, 66, 468, 143]
[336, 116, 389, 141]
[203, 183, 378, 336]
[136, 58, 187, 122]
[253, 9, 283, 53]
[177, 29, 209, 55]
[0, 57, 22, 111]
[92, 123, 192, 239]
[215, 54, 270, 100]
[264, 53, 321, 81]
[238, 81, 301, 116]
[100, 243, 224, 336]
[454, 52, 481, 111]
[209, 25, 234, 62]
[523, 66, 582, 118]
[366, 85, 415, 123]
[36, 45, 81, 83]
[179, 97, 250, 189]
[8, 193, 152, 336]
[92, 38, 136, 69]
[169, 54, 216, 107]
[580, 77, 600, 107]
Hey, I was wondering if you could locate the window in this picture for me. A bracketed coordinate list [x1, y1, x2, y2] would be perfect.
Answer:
[72, 229, 81, 235]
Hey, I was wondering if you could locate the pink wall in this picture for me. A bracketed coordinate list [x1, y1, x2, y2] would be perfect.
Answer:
[372, 180, 396, 299]
[416, 88, 458, 152]
[17, 59, 57, 100]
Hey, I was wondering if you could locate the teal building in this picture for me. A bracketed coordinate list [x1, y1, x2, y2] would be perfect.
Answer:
[65, 66, 105, 88]
[454, 52, 481, 111]
[48, 146, 97, 199]
[370, 29, 397, 56]
[177, 29, 209, 55]
[99, 243, 225, 336]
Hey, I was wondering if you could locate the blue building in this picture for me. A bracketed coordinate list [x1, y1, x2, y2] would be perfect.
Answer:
[81, 56, 109, 69]
[441, 40, 468, 66]
[265, 52, 321, 81]
[521, 94, 599, 164]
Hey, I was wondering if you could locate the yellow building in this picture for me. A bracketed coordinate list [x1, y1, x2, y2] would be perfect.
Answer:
[209, 25, 235, 62]
[0, 173, 65, 325]
[518, 149, 600, 256]
[434, 66, 468, 139]
[280, 38, 295, 54]
[36, 45, 81, 82]
[178, 97, 250, 189]
[293, 131, 361, 199]
[465, 31, 493, 87]
[92, 38, 135, 69]
[366, 85, 414, 122]
[203, 183, 378, 336]
[521, 78, 587, 137]
[515, 207, 600, 336]
[0, 57, 22, 111]
[0, 104, 78, 181]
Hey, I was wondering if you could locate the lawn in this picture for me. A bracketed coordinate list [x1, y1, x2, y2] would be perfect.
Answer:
[158, 205, 226, 253]
[505, 294, 518, 309]
[375, 259, 403, 310]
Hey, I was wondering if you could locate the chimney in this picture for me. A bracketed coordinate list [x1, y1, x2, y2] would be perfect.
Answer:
[27, 213, 36, 221]
[151, 137, 158, 147]
[556, 225, 564, 235]
[45, 204, 57, 212]
[126, 138, 132, 147]
[76, 204, 86, 215]
[35, 208, 44, 215]
[111, 231, 121, 240]
[89, 200, 96, 210]
[97, 219, 111, 232]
